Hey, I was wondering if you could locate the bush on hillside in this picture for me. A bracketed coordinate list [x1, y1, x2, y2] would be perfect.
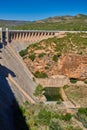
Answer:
[19, 49, 28, 57]
[38, 53, 46, 58]
[28, 53, 36, 61]
[70, 78, 78, 84]
[34, 71, 48, 78]
[52, 54, 61, 62]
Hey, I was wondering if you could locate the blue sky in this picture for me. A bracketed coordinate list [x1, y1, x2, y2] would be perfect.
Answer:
[0, 0, 87, 21]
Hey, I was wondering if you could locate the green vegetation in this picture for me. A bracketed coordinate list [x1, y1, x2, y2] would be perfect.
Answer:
[28, 53, 36, 61]
[76, 108, 87, 128]
[25, 33, 87, 56]
[34, 71, 48, 78]
[45, 66, 49, 70]
[15, 14, 87, 31]
[18, 102, 83, 130]
[20, 33, 87, 69]
[38, 53, 46, 58]
[61, 113, 72, 121]
[19, 48, 28, 57]
[1, 14, 87, 31]
[78, 107, 87, 115]
[52, 54, 61, 62]
[84, 79, 87, 84]
[34, 84, 44, 97]
[70, 78, 78, 84]
[38, 109, 51, 126]
[49, 119, 64, 130]
[65, 85, 87, 107]
[63, 85, 69, 90]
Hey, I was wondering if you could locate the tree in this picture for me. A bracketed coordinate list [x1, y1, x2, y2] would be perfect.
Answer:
[34, 84, 44, 98]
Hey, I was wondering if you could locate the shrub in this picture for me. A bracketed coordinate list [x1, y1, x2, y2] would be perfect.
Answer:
[56, 100, 62, 104]
[19, 49, 28, 57]
[38, 53, 46, 58]
[52, 54, 61, 62]
[78, 108, 87, 116]
[84, 79, 87, 84]
[61, 113, 72, 121]
[38, 109, 51, 126]
[77, 108, 87, 128]
[34, 71, 48, 78]
[28, 53, 36, 61]
[34, 84, 44, 97]
[70, 78, 78, 83]
[63, 85, 69, 89]
[45, 66, 49, 70]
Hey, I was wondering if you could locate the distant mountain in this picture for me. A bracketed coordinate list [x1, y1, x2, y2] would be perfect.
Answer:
[14, 14, 87, 31]
[0, 14, 87, 30]
[0, 19, 30, 28]
[38, 14, 87, 23]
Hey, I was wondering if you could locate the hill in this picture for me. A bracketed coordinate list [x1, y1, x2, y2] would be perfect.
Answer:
[0, 14, 87, 30]
[15, 14, 87, 30]
[0, 19, 30, 28]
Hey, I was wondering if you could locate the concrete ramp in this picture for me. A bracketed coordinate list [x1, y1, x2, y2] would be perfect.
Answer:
[0, 44, 37, 104]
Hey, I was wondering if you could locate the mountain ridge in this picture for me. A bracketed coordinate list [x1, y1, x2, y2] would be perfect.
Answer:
[0, 14, 87, 30]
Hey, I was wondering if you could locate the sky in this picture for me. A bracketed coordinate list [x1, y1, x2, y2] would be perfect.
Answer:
[0, 0, 87, 21]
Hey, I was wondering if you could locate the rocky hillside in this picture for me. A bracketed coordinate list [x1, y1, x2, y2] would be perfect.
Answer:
[19, 32, 87, 80]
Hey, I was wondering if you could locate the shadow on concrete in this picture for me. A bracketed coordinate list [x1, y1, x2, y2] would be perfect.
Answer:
[0, 64, 29, 130]
[0, 42, 7, 53]
[0, 42, 3, 49]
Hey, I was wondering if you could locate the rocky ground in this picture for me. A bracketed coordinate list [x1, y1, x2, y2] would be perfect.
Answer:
[23, 33, 87, 80]
[24, 53, 87, 79]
